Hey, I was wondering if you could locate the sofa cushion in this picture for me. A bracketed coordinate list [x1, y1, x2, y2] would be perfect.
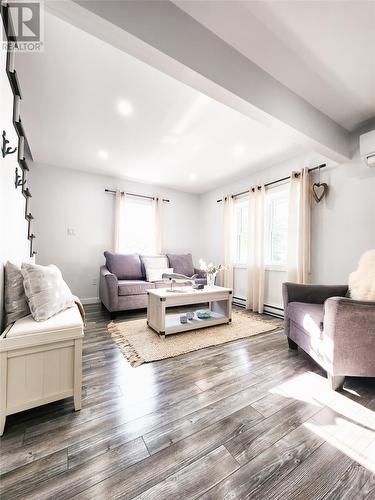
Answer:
[167, 253, 194, 277]
[154, 280, 191, 289]
[288, 302, 324, 338]
[118, 280, 155, 296]
[104, 252, 142, 280]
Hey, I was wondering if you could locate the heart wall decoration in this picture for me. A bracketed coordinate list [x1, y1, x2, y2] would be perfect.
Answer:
[311, 182, 328, 203]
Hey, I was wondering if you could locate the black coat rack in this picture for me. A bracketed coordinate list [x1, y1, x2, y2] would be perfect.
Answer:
[1, 3, 36, 257]
[2, 129, 17, 158]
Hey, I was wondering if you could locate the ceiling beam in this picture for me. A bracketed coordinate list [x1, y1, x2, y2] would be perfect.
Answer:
[48, 0, 350, 162]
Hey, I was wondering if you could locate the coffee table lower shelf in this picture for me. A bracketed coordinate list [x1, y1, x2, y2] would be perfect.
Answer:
[161, 311, 228, 335]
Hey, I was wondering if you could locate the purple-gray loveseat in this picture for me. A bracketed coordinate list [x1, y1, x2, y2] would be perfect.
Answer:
[100, 252, 206, 318]
[283, 282, 375, 390]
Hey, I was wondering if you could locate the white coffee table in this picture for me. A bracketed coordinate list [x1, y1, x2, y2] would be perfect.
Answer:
[147, 285, 233, 337]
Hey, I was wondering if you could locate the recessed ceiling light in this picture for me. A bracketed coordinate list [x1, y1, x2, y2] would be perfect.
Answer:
[189, 173, 197, 181]
[98, 150, 109, 159]
[233, 145, 246, 157]
[117, 99, 133, 117]
[161, 135, 178, 144]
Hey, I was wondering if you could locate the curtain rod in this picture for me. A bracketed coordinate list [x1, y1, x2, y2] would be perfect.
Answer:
[216, 163, 326, 202]
[105, 189, 170, 203]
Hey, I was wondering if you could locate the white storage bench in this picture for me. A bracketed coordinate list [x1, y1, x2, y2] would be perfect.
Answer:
[0, 305, 84, 435]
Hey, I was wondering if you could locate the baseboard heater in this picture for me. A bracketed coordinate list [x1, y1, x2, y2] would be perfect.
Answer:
[232, 296, 246, 308]
[232, 297, 284, 319]
[263, 304, 284, 319]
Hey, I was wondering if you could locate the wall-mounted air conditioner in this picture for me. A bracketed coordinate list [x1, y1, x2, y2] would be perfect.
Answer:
[360, 130, 375, 167]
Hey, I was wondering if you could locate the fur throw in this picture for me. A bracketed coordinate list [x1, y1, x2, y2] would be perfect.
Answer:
[348, 250, 375, 301]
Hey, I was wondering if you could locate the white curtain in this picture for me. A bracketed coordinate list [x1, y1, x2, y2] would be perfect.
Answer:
[246, 185, 265, 313]
[287, 168, 311, 283]
[153, 197, 162, 254]
[222, 195, 234, 288]
[113, 191, 125, 253]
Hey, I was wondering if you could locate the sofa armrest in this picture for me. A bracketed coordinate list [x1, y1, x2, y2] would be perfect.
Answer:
[99, 265, 119, 311]
[194, 268, 207, 279]
[282, 282, 348, 306]
[323, 297, 375, 376]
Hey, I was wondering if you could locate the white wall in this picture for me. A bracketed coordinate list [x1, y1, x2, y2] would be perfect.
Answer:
[198, 136, 375, 308]
[22, 126, 375, 309]
[311, 139, 375, 284]
[29, 164, 201, 302]
[0, 48, 30, 329]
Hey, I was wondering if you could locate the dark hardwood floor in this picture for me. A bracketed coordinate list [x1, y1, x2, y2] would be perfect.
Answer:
[1, 304, 374, 499]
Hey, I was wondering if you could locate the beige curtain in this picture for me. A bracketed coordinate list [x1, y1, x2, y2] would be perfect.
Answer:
[113, 191, 125, 253]
[153, 197, 162, 254]
[246, 185, 265, 313]
[287, 168, 311, 283]
[222, 195, 234, 288]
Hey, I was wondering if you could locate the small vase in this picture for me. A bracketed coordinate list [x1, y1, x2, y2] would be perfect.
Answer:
[207, 272, 217, 287]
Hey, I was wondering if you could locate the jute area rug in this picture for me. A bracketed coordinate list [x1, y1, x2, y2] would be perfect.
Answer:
[107, 309, 283, 367]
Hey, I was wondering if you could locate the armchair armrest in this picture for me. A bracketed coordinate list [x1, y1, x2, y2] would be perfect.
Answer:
[282, 282, 348, 306]
[99, 265, 119, 311]
[194, 268, 207, 278]
[323, 297, 375, 376]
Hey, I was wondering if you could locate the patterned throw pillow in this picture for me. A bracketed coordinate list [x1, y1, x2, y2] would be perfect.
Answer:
[21, 263, 75, 321]
[4, 262, 30, 327]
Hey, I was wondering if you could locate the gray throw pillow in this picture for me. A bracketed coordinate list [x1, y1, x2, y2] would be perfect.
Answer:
[4, 262, 30, 327]
[21, 263, 75, 321]
[166, 253, 195, 277]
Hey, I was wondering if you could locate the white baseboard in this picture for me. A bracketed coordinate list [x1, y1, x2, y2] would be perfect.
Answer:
[263, 304, 284, 319]
[232, 296, 284, 318]
[80, 297, 100, 305]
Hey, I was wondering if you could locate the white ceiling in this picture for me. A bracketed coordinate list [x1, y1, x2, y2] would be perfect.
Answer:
[16, 11, 306, 194]
[175, 0, 375, 132]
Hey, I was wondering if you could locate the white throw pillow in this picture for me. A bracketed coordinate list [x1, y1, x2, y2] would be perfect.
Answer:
[21, 263, 75, 321]
[147, 267, 174, 282]
[142, 256, 168, 269]
[142, 256, 168, 281]
[4, 262, 30, 326]
[348, 250, 375, 301]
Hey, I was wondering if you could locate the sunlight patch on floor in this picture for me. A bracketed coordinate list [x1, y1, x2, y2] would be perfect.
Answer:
[269, 371, 375, 472]
[304, 413, 375, 472]
[269, 371, 335, 407]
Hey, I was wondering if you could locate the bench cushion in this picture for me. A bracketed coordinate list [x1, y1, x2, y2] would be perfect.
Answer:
[6, 305, 83, 338]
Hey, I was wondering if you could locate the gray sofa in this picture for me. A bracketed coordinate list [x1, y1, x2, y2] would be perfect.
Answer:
[100, 252, 207, 317]
[282, 282, 375, 390]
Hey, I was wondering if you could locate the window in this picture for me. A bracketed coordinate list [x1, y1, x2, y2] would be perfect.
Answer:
[233, 197, 249, 264]
[264, 184, 289, 267]
[120, 196, 156, 254]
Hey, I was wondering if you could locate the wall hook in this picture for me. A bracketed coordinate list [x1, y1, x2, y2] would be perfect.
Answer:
[14, 167, 25, 189]
[2, 130, 17, 158]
